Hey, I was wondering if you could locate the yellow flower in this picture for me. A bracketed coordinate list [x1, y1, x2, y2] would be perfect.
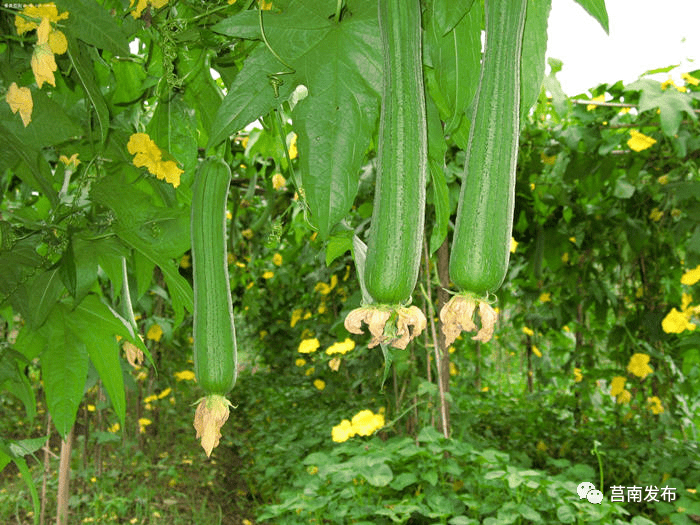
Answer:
[304, 366, 315, 376]
[331, 419, 354, 443]
[127, 133, 182, 188]
[179, 254, 191, 268]
[569, 236, 576, 243]
[661, 78, 677, 91]
[31, 19, 57, 88]
[449, 362, 458, 376]
[298, 338, 320, 354]
[351, 410, 384, 437]
[290, 308, 303, 327]
[657, 174, 669, 185]
[59, 153, 80, 168]
[681, 72, 699, 86]
[130, 0, 169, 19]
[647, 396, 664, 415]
[272, 173, 286, 190]
[510, 237, 518, 253]
[649, 208, 664, 222]
[158, 387, 171, 399]
[662, 308, 695, 334]
[616, 389, 631, 404]
[627, 353, 653, 379]
[313, 379, 325, 391]
[6, 82, 33, 127]
[15, 3, 69, 35]
[288, 132, 298, 159]
[108, 422, 120, 433]
[627, 130, 656, 152]
[262, 271, 274, 279]
[681, 265, 700, 286]
[272, 253, 283, 266]
[174, 370, 195, 381]
[586, 94, 605, 110]
[328, 357, 341, 371]
[48, 27, 67, 54]
[619, 107, 631, 115]
[147, 323, 163, 342]
[143, 394, 157, 404]
[241, 228, 253, 239]
[561, 252, 569, 263]
[295, 358, 306, 367]
[138, 418, 152, 433]
[536, 440, 548, 452]
[314, 281, 332, 295]
[532, 345, 542, 358]
[325, 338, 355, 355]
[539, 292, 551, 303]
[610, 376, 626, 397]
[152, 159, 183, 188]
[573, 368, 583, 382]
[522, 326, 534, 336]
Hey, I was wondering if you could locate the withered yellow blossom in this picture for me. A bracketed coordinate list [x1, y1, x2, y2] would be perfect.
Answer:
[6, 82, 33, 127]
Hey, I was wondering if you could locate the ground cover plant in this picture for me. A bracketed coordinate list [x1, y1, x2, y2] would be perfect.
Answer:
[1, 0, 700, 524]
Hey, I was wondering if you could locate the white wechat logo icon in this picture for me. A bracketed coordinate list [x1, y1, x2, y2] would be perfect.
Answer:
[577, 482, 603, 504]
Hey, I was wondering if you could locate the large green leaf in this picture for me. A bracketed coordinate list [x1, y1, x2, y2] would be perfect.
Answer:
[427, 98, 449, 255]
[57, 0, 131, 55]
[520, 0, 551, 122]
[0, 87, 83, 151]
[431, 0, 476, 35]
[119, 234, 193, 327]
[4, 139, 58, 206]
[67, 38, 110, 144]
[424, 0, 481, 144]
[26, 268, 64, 329]
[42, 307, 89, 439]
[0, 348, 36, 420]
[211, 0, 382, 239]
[206, 41, 299, 147]
[627, 79, 698, 137]
[67, 296, 127, 426]
[573, 0, 609, 34]
[0, 237, 44, 313]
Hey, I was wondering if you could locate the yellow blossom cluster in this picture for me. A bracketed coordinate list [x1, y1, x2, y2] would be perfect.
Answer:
[130, 0, 169, 19]
[325, 338, 355, 355]
[627, 353, 653, 379]
[627, 130, 656, 152]
[610, 376, 631, 404]
[5, 3, 69, 126]
[297, 338, 320, 354]
[143, 387, 172, 409]
[272, 173, 286, 190]
[662, 265, 700, 334]
[331, 409, 385, 443]
[586, 94, 605, 111]
[127, 133, 183, 188]
[647, 396, 664, 415]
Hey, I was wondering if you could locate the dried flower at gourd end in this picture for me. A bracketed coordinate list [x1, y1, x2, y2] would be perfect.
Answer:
[193, 394, 232, 457]
[392, 305, 427, 349]
[344, 305, 426, 349]
[439, 295, 498, 346]
[344, 306, 391, 347]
